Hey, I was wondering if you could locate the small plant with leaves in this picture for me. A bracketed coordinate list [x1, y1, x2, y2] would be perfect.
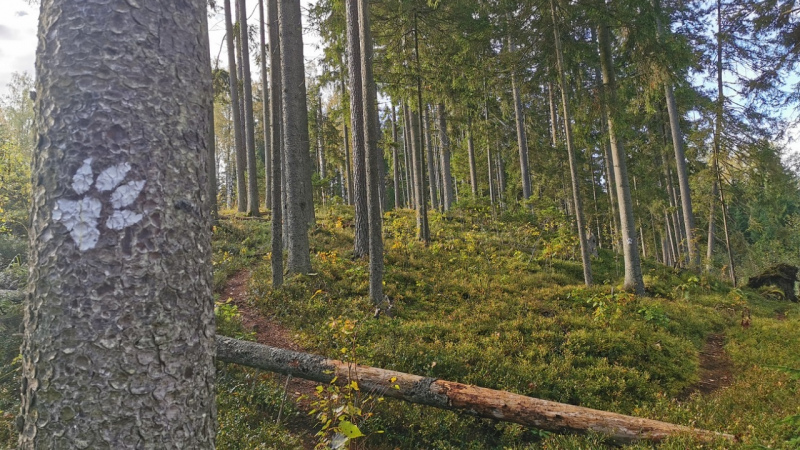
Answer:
[308, 318, 382, 449]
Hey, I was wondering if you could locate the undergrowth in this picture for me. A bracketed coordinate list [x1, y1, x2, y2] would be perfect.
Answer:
[213, 204, 800, 448]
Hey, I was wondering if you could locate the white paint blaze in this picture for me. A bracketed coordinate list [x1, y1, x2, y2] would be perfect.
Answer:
[95, 162, 131, 192]
[55, 159, 145, 251]
[71, 158, 94, 194]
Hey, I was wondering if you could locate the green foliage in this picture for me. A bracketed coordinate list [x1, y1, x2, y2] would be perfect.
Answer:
[230, 208, 800, 448]
[307, 318, 382, 449]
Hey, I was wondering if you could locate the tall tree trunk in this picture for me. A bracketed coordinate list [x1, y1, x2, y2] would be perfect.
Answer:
[392, 104, 402, 209]
[225, 0, 247, 213]
[358, 0, 384, 304]
[22, 1, 216, 446]
[551, 0, 592, 285]
[345, 0, 369, 257]
[278, 0, 312, 273]
[651, 0, 698, 268]
[438, 103, 454, 210]
[340, 76, 354, 205]
[712, 0, 736, 284]
[205, 10, 218, 222]
[238, 0, 261, 216]
[409, 102, 430, 242]
[317, 95, 327, 205]
[267, 0, 284, 286]
[467, 117, 478, 197]
[424, 106, 440, 211]
[403, 103, 417, 209]
[259, 0, 272, 211]
[510, 39, 532, 200]
[413, 15, 431, 243]
[597, 16, 645, 295]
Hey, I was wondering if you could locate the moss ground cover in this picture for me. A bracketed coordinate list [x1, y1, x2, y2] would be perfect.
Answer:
[211, 204, 800, 449]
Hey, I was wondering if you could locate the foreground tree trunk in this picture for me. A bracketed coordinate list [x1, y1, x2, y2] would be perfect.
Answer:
[267, 0, 284, 286]
[358, 0, 384, 305]
[345, 0, 369, 258]
[22, 1, 216, 446]
[598, 16, 645, 295]
[278, 0, 312, 273]
[217, 337, 733, 444]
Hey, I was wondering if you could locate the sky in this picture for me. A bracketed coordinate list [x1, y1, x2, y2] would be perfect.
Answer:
[0, 0, 323, 93]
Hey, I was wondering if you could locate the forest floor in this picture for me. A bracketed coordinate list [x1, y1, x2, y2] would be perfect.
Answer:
[211, 204, 800, 449]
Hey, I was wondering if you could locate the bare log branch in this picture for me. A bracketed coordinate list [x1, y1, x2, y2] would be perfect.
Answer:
[216, 336, 733, 444]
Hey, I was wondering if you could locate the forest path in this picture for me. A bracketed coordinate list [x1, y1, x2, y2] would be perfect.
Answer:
[222, 269, 318, 448]
[680, 333, 734, 399]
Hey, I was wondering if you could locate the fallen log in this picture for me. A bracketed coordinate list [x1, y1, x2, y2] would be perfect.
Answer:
[216, 336, 734, 444]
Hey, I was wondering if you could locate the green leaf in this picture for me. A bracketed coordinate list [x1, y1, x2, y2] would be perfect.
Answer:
[339, 420, 365, 439]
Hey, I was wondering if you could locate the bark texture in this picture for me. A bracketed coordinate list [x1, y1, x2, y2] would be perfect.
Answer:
[224, 0, 247, 212]
[551, 0, 592, 286]
[259, 0, 272, 211]
[238, 0, 261, 216]
[437, 104, 454, 210]
[278, 0, 312, 273]
[267, 0, 284, 287]
[216, 337, 732, 444]
[598, 18, 645, 295]
[358, 0, 384, 304]
[22, 1, 216, 447]
[345, 0, 369, 258]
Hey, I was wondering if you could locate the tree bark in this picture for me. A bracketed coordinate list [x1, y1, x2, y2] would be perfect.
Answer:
[237, 0, 261, 216]
[345, 0, 369, 258]
[467, 117, 478, 197]
[22, 1, 216, 446]
[358, 0, 384, 305]
[597, 16, 645, 295]
[224, 0, 247, 213]
[509, 39, 532, 200]
[216, 337, 733, 444]
[551, 0, 592, 286]
[392, 104, 402, 209]
[424, 106, 440, 211]
[437, 104, 454, 210]
[278, 0, 312, 274]
[409, 102, 430, 242]
[266, 0, 284, 286]
[259, 0, 272, 211]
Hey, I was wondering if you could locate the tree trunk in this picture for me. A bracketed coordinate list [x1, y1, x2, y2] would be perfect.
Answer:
[216, 337, 733, 444]
[22, 1, 216, 446]
[510, 39, 532, 200]
[403, 103, 417, 209]
[224, 0, 247, 213]
[358, 0, 384, 305]
[259, 0, 272, 211]
[424, 106, 440, 211]
[278, 0, 312, 274]
[205, 9, 218, 222]
[409, 102, 430, 242]
[237, 0, 261, 216]
[597, 16, 645, 295]
[266, 0, 284, 287]
[413, 15, 430, 244]
[317, 95, 327, 205]
[713, 0, 736, 285]
[551, 0, 592, 286]
[438, 104, 454, 210]
[345, 0, 369, 258]
[467, 117, 478, 197]
[392, 104, 402, 209]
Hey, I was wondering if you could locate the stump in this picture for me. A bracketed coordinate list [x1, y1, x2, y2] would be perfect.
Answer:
[747, 263, 798, 302]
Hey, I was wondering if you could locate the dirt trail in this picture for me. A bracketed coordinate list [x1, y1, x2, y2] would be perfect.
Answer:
[221, 270, 318, 448]
[680, 333, 734, 399]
